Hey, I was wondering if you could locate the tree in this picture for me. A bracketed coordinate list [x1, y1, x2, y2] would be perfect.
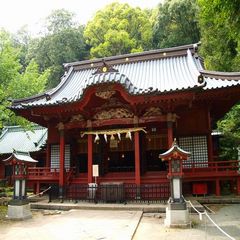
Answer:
[8, 59, 50, 99]
[0, 30, 21, 128]
[12, 26, 31, 72]
[198, 0, 240, 71]
[27, 9, 88, 88]
[84, 2, 153, 58]
[45, 9, 76, 34]
[153, 0, 200, 49]
[217, 104, 240, 159]
[0, 30, 50, 128]
[0, 30, 21, 86]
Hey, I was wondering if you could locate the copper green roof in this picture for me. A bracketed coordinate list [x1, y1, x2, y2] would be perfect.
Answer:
[0, 125, 47, 154]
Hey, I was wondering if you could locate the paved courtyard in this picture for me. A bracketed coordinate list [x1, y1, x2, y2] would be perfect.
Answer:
[0, 204, 239, 240]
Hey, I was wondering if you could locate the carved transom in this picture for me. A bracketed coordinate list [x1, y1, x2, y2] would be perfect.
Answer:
[93, 108, 134, 120]
[143, 107, 162, 117]
[95, 90, 116, 99]
[70, 114, 84, 122]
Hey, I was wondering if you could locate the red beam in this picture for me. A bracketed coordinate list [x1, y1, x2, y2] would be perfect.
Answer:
[59, 131, 65, 188]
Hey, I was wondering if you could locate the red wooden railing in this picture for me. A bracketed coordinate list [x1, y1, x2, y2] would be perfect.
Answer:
[183, 160, 240, 177]
[28, 167, 75, 182]
[27, 160, 240, 182]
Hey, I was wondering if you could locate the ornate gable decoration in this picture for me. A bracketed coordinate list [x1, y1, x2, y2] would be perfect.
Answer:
[70, 114, 84, 122]
[93, 108, 134, 120]
[95, 90, 116, 99]
[143, 107, 162, 117]
[93, 59, 118, 75]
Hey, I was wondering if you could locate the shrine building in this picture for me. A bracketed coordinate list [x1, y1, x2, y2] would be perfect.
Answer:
[9, 43, 240, 200]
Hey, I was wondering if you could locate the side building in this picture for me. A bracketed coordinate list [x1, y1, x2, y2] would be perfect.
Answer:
[0, 125, 47, 186]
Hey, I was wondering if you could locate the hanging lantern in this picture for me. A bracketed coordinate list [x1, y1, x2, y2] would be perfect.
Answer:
[94, 134, 100, 143]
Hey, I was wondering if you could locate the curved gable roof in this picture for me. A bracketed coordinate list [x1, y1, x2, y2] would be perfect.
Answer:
[11, 43, 240, 109]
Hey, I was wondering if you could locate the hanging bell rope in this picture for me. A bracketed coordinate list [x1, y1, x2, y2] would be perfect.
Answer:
[81, 127, 147, 137]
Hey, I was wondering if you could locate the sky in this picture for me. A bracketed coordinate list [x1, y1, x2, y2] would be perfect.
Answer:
[0, 0, 163, 35]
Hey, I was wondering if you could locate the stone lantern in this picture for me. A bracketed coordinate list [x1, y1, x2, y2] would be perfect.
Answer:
[3, 150, 37, 220]
[159, 139, 191, 227]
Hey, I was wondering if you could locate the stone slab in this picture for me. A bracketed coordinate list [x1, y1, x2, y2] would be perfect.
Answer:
[164, 207, 190, 228]
[7, 204, 32, 220]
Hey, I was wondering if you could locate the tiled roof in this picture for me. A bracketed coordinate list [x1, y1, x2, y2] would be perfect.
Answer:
[11, 43, 240, 109]
[0, 125, 47, 154]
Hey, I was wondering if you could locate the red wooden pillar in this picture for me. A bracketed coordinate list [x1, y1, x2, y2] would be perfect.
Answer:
[134, 132, 141, 186]
[207, 108, 213, 161]
[167, 121, 173, 148]
[88, 134, 93, 183]
[237, 177, 240, 195]
[45, 124, 51, 168]
[46, 142, 51, 168]
[59, 129, 65, 199]
[215, 178, 220, 196]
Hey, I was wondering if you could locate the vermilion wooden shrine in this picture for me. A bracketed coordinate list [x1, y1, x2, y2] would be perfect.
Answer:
[10, 43, 240, 199]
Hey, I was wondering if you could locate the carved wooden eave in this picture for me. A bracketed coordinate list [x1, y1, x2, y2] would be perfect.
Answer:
[70, 114, 84, 123]
[93, 108, 134, 120]
[143, 107, 162, 117]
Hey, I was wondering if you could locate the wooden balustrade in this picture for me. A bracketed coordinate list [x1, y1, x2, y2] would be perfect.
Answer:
[26, 160, 240, 183]
[183, 160, 240, 177]
[28, 167, 75, 182]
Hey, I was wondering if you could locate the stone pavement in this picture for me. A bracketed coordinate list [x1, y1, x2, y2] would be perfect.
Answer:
[0, 209, 142, 240]
[0, 202, 239, 240]
[134, 204, 240, 240]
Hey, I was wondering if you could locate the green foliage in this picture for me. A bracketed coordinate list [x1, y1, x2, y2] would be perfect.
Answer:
[153, 0, 200, 48]
[84, 2, 153, 58]
[27, 10, 88, 88]
[8, 59, 49, 99]
[198, 0, 240, 71]
[0, 30, 50, 127]
[217, 104, 240, 159]
[0, 30, 21, 86]
[45, 9, 76, 34]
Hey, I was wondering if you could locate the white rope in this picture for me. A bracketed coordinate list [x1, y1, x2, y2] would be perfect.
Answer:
[27, 186, 51, 199]
[81, 127, 147, 137]
[182, 196, 236, 240]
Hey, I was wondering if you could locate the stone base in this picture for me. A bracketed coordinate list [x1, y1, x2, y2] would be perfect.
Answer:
[7, 204, 32, 220]
[164, 207, 190, 228]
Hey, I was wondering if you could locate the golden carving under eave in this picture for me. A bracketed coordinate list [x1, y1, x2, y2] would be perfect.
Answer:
[143, 107, 162, 117]
[70, 114, 84, 122]
[95, 90, 116, 99]
[93, 108, 134, 120]
[56, 122, 64, 131]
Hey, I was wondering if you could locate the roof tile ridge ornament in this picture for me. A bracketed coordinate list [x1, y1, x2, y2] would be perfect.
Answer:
[92, 59, 119, 75]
